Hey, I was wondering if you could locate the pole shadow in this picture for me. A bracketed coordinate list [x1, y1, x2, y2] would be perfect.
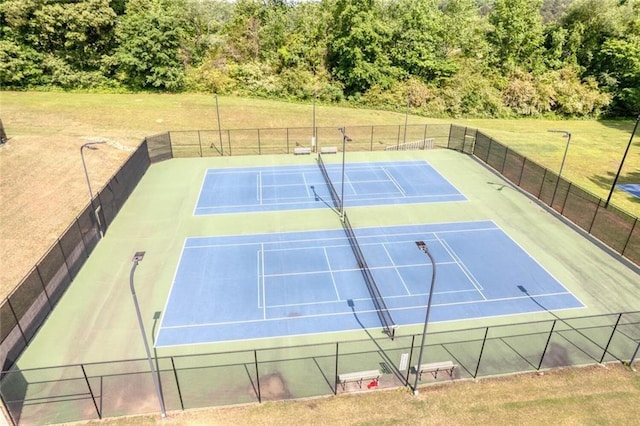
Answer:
[346, 299, 407, 386]
[310, 185, 340, 214]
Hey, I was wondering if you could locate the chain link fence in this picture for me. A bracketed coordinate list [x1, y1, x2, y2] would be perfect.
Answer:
[1, 311, 638, 424]
[2, 123, 639, 424]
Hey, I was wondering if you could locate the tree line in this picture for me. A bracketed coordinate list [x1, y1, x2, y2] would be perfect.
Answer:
[1, 0, 638, 118]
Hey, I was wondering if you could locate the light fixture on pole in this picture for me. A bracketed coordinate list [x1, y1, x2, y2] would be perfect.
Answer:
[413, 241, 437, 395]
[80, 141, 106, 237]
[547, 130, 572, 206]
[129, 252, 167, 419]
[605, 115, 640, 208]
[339, 127, 352, 219]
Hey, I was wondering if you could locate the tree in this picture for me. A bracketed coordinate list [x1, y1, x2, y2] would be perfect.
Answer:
[327, 0, 400, 95]
[387, 0, 456, 83]
[112, 0, 194, 90]
[487, 0, 546, 74]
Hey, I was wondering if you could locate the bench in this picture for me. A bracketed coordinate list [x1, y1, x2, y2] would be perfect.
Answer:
[293, 147, 312, 155]
[337, 369, 381, 390]
[414, 361, 456, 380]
[320, 146, 338, 154]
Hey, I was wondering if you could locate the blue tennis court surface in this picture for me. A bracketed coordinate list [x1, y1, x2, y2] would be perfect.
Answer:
[194, 160, 465, 215]
[619, 183, 640, 199]
[156, 221, 584, 347]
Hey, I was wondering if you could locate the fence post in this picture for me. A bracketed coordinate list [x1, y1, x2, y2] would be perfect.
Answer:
[599, 313, 622, 364]
[80, 364, 101, 419]
[588, 200, 602, 233]
[254, 350, 261, 403]
[629, 341, 640, 369]
[560, 183, 571, 215]
[621, 218, 637, 259]
[286, 128, 290, 154]
[197, 131, 203, 158]
[538, 320, 556, 370]
[423, 124, 428, 149]
[474, 327, 489, 378]
[6, 299, 28, 345]
[538, 169, 548, 199]
[396, 125, 401, 150]
[227, 130, 231, 156]
[334, 342, 339, 395]
[34, 266, 53, 309]
[370, 126, 374, 152]
[257, 129, 261, 155]
[405, 335, 416, 386]
[168, 132, 174, 159]
[170, 357, 184, 411]
[447, 124, 453, 149]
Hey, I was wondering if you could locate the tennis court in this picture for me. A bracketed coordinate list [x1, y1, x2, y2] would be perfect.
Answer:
[619, 183, 640, 199]
[156, 220, 584, 347]
[194, 160, 466, 214]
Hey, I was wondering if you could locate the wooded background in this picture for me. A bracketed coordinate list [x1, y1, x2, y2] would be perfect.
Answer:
[1, 0, 638, 118]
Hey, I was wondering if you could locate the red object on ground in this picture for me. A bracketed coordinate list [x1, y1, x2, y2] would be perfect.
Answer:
[367, 380, 378, 389]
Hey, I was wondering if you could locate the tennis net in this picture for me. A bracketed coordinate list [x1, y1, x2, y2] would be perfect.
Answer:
[342, 212, 397, 338]
[317, 153, 341, 210]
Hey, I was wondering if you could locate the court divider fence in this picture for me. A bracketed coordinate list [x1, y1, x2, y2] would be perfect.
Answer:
[1, 310, 639, 424]
[1, 123, 639, 424]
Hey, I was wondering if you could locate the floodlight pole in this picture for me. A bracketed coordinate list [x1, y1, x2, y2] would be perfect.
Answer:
[547, 130, 571, 206]
[130, 252, 167, 419]
[413, 241, 437, 395]
[605, 115, 640, 208]
[339, 127, 352, 219]
[312, 90, 317, 152]
[80, 141, 106, 237]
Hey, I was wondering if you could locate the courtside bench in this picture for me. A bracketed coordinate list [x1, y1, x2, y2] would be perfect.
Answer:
[337, 369, 381, 391]
[320, 146, 338, 154]
[414, 361, 457, 380]
[293, 147, 312, 155]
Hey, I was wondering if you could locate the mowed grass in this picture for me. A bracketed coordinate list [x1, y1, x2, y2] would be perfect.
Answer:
[81, 364, 640, 426]
[1, 91, 639, 298]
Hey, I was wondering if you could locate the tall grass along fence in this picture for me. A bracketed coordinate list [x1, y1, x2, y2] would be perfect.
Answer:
[1, 123, 638, 424]
[1, 311, 639, 425]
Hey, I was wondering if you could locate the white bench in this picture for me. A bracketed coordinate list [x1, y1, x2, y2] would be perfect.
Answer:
[293, 147, 312, 155]
[337, 369, 381, 390]
[320, 146, 338, 154]
[414, 361, 457, 380]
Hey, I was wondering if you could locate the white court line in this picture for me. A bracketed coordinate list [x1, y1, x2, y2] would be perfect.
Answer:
[435, 234, 487, 299]
[382, 168, 406, 197]
[323, 247, 341, 300]
[302, 172, 311, 198]
[161, 290, 582, 332]
[261, 244, 266, 319]
[381, 243, 411, 295]
[257, 171, 263, 204]
[256, 249, 262, 309]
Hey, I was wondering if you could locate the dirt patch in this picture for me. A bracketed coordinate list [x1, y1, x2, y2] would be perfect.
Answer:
[254, 372, 291, 401]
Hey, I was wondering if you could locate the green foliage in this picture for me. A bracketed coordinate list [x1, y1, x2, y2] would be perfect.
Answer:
[488, 0, 546, 74]
[0, 40, 43, 87]
[327, 0, 401, 95]
[111, 0, 192, 90]
[0, 0, 635, 118]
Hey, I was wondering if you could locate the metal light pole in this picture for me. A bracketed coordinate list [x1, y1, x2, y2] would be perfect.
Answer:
[413, 241, 437, 395]
[129, 252, 167, 419]
[547, 130, 572, 206]
[339, 127, 352, 219]
[605, 115, 640, 208]
[80, 141, 106, 237]
[312, 90, 317, 152]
